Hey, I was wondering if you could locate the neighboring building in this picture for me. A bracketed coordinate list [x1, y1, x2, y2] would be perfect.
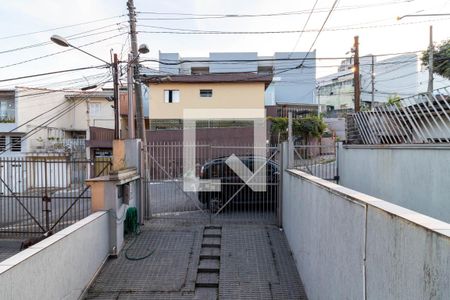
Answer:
[317, 53, 450, 112]
[0, 87, 114, 158]
[0, 90, 21, 155]
[64, 91, 114, 159]
[149, 51, 316, 106]
[142, 72, 272, 121]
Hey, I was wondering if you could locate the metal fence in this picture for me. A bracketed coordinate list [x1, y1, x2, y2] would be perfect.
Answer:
[347, 87, 450, 144]
[0, 157, 111, 237]
[144, 142, 280, 224]
[292, 143, 338, 182]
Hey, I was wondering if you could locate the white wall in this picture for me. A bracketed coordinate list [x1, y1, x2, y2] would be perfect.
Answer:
[338, 144, 450, 223]
[283, 169, 450, 300]
[0, 212, 109, 300]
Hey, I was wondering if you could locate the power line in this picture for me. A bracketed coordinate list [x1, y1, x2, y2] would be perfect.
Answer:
[0, 15, 126, 40]
[136, 17, 450, 35]
[135, 1, 413, 20]
[0, 33, 126, 69]
[4, 73, 112, 133]
[1, 77, 111, 154]
[0, 65, 108, 83]
[289, 0, 319, 58]
[293, 0, 340, 70]
[139, 51, 422, 66]
[0, 22, 128, 55]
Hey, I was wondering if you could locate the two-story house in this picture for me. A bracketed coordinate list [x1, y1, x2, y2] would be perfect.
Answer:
[140, 72, 272, 143]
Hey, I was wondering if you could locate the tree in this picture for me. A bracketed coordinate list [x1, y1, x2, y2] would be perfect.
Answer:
[293, 115, 327, 144]
[268, 117, 288, 144]
[387, 95, 401, 107]
[421, 39, 450, 79]
[268, 115, 327, 144]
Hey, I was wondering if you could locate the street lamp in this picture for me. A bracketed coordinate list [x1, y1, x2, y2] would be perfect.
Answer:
[397, 13, 450, 20]
[50, 35, 111, 65]
[50, 34, 122, 139]
[50, 35, 149, 140]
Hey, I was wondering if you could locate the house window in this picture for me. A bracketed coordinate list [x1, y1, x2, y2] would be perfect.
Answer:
[191, 67, 209, 75]
[10, 136, 21, 152]
[200, 89, 213, 98]
[164, 90, 180, 103]
[0, 136, 5, 151]
[89, 103, 102, 116]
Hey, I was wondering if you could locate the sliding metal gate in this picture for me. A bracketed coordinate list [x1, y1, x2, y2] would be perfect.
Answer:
[144, 143, 280, 224]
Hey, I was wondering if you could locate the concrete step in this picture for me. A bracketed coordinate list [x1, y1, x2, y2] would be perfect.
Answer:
[203, 228, 221, 237]
[204, 225, 222, 230]
[198, 259, 220, 273]
[202, 237, 221, 248]
[200, 247, 221, 260]
[193, 287, 217, 300]
[196, 272, 219, 288]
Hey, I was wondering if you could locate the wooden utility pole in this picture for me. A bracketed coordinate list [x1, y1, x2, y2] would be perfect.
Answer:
[127, 0, 147, 224]
[127, 53, 135, 139]
[127, 0, 146, 142]
[427, 25, 434, 95]
[353, 36, 361, 112]
[112, 53, 120, 139]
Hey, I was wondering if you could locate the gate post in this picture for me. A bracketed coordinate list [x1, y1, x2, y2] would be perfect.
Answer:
[278, 141, 289, 228]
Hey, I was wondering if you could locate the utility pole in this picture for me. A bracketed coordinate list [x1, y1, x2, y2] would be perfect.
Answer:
[371, 54, 375, 109]
[427, 25, 434, 95]
[353, 36, 361, 112]
[127, 0, 147, 223]
[127, 0, 146, 142]
[112, 53, 120, 139]
[127, 53, 135, 138]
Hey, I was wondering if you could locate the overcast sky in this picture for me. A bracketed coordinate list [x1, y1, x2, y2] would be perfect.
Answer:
[0, 0, 449, 89]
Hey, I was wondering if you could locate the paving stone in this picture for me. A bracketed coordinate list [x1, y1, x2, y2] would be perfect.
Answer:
[85, 218, 307, 300]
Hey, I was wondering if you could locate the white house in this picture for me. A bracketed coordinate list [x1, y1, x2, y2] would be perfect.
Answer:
[317, 53, 450, 111]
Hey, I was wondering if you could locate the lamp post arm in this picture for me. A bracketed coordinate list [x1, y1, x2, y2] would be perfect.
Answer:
[68, 44, 111, 65]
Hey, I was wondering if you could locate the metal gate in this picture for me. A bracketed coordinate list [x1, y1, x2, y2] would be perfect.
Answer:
[0, 156, 111, 237]
[292, 143, 338, 182]
[144, 143, 280, 224]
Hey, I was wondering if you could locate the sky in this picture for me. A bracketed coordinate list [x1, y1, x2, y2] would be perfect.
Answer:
[0, 0, 449, 90]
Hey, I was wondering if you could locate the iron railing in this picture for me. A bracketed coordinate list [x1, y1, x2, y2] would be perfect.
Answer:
[0, 157, 111, 237]
[347, 87, 450, 144]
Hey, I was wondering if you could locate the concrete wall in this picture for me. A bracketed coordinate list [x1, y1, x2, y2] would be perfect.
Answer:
[209, 52, 258, 73]
[272, 51, 316, 105]
[338, 144, 450, 223]
[283, 169, 450, 300]
[0, 212, 109, 300]
[149, 82, 265, 119]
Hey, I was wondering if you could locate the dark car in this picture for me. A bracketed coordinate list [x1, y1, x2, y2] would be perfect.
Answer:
[198, 155, 279, 211]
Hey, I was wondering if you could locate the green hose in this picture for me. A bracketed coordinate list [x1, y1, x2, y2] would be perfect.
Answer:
[124, 207, 140, 235]
[123, 207, 154, 261]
